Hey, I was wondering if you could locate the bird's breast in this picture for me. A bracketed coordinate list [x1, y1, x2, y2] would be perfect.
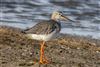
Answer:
[25, 30, 57, 41]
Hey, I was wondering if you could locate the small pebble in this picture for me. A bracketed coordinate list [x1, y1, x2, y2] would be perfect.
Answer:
[77, 47, 80, 49]
[67, 47, 70, 49]
[96, 51, 100, 53]
[30, 52, 33, 55]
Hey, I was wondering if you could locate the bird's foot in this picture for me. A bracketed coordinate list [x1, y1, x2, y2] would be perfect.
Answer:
[39, 58, 49, 64]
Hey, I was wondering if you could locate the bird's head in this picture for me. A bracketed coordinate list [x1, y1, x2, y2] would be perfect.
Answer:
[51, 11, 74, 22]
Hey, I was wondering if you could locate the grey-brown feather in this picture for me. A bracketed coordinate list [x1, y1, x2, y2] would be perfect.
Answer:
[24, 20, 61, 34]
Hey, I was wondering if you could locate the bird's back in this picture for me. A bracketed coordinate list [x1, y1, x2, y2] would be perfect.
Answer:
[24, 20, 61, 35]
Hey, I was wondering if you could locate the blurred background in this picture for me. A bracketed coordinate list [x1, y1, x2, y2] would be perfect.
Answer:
[0, 0, 100, 39]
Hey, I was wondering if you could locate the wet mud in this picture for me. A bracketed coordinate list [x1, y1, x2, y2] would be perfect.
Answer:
[0, 26, 100, 67]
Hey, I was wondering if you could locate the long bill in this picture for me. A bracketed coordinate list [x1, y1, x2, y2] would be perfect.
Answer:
[61, 15, 75, 22]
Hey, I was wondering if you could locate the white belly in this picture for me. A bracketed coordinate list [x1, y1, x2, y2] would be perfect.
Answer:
[25, 31, 57, 41]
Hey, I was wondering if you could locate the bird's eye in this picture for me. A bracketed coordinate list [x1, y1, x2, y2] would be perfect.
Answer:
[58, 13, 62, 15]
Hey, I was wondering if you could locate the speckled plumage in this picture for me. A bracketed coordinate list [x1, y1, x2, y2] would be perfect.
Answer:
[24, 20, 61, 35]
[24, 11, 71, 41]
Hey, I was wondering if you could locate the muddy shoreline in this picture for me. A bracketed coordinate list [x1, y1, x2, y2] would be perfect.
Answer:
[0, 26, 100, 67]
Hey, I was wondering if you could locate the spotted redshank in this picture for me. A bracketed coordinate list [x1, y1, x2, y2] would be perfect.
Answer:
[24, 11, 74, 64]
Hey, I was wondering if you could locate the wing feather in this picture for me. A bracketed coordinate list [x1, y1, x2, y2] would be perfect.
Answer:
[24, 20, 59, 34]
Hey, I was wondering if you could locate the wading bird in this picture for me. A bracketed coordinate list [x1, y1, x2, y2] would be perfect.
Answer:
[24, 11, 74, 64]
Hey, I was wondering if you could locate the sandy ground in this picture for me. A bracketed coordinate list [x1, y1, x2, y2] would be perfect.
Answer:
[0, 26, 100, 67]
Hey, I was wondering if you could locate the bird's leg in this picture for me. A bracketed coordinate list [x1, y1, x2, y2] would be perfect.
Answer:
[39, 41, 48, 64]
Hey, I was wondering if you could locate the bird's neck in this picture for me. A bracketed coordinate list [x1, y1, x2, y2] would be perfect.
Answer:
[51, 15, 60, 22]
[51, 19, 60, 23]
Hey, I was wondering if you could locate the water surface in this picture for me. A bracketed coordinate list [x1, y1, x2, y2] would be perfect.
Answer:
[0, 0, 100, 39]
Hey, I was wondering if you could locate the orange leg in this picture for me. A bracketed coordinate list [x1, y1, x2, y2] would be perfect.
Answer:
[39, 41, 48, 64]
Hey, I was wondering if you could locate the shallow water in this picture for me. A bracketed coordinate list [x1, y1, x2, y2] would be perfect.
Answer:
[0, 0, 100, 39]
